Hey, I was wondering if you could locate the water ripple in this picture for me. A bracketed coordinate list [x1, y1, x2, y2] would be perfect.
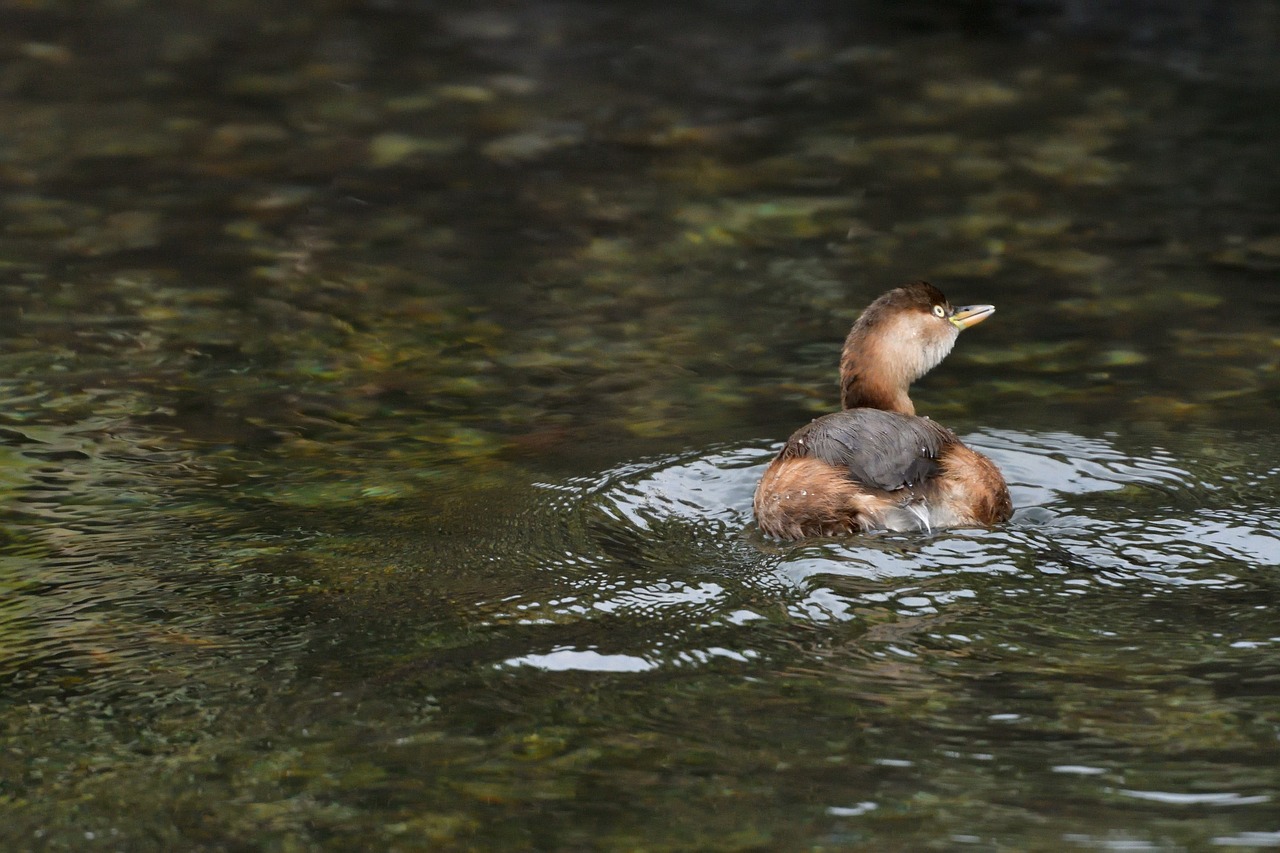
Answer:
[491, 428, 1280, 675]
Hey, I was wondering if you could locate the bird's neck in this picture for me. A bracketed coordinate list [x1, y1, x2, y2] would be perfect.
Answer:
[840, 371, 915, 415]
[839, 334, 916, 415]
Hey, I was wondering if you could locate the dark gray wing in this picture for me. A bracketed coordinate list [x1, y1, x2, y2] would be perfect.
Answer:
[780, 409, 954, 492]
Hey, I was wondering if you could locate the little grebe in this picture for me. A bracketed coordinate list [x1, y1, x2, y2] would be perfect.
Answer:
[754, 281, 1012, 539]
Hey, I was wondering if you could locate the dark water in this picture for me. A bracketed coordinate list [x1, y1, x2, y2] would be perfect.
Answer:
[2, 1, 1279, 850]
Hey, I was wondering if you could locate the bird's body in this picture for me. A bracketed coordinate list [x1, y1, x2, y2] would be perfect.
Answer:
[754, 281, 1012, 539]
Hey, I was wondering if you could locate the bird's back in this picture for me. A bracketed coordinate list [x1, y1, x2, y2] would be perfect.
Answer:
[754, 409, 1010, 539]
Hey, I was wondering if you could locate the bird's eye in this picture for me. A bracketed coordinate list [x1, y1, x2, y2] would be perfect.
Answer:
[932, 305, 946, 318]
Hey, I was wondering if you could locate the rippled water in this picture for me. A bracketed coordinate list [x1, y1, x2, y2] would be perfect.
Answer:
[476, 429, 1280, 848]
[3, 0, 1280, 849]
[508, 427, 1280, 651]
[5, 410, 1276, 849]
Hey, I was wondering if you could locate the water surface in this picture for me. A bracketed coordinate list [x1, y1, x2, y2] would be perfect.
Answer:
[1, 1, 1278, 850]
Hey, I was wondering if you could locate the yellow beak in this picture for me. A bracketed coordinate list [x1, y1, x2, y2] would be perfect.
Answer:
[950, 304, 995, 330]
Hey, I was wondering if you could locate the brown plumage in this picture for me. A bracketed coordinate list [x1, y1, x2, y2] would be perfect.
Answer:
[754, 281, 1012, 539]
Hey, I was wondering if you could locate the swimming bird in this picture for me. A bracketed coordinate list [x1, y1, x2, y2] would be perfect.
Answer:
[754, 281, 1012, 539]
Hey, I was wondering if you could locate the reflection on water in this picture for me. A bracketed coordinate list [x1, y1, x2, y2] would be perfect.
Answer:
[498, 428, 1280, 654]
[462, 429, 1280, 849]
[5, 414, 1275, 848]
[2, 427, 1278, 853]
[2, 0, 1280, 848]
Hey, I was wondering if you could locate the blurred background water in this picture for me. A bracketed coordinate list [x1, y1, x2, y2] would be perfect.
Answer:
[1, 1, 1278, 850]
